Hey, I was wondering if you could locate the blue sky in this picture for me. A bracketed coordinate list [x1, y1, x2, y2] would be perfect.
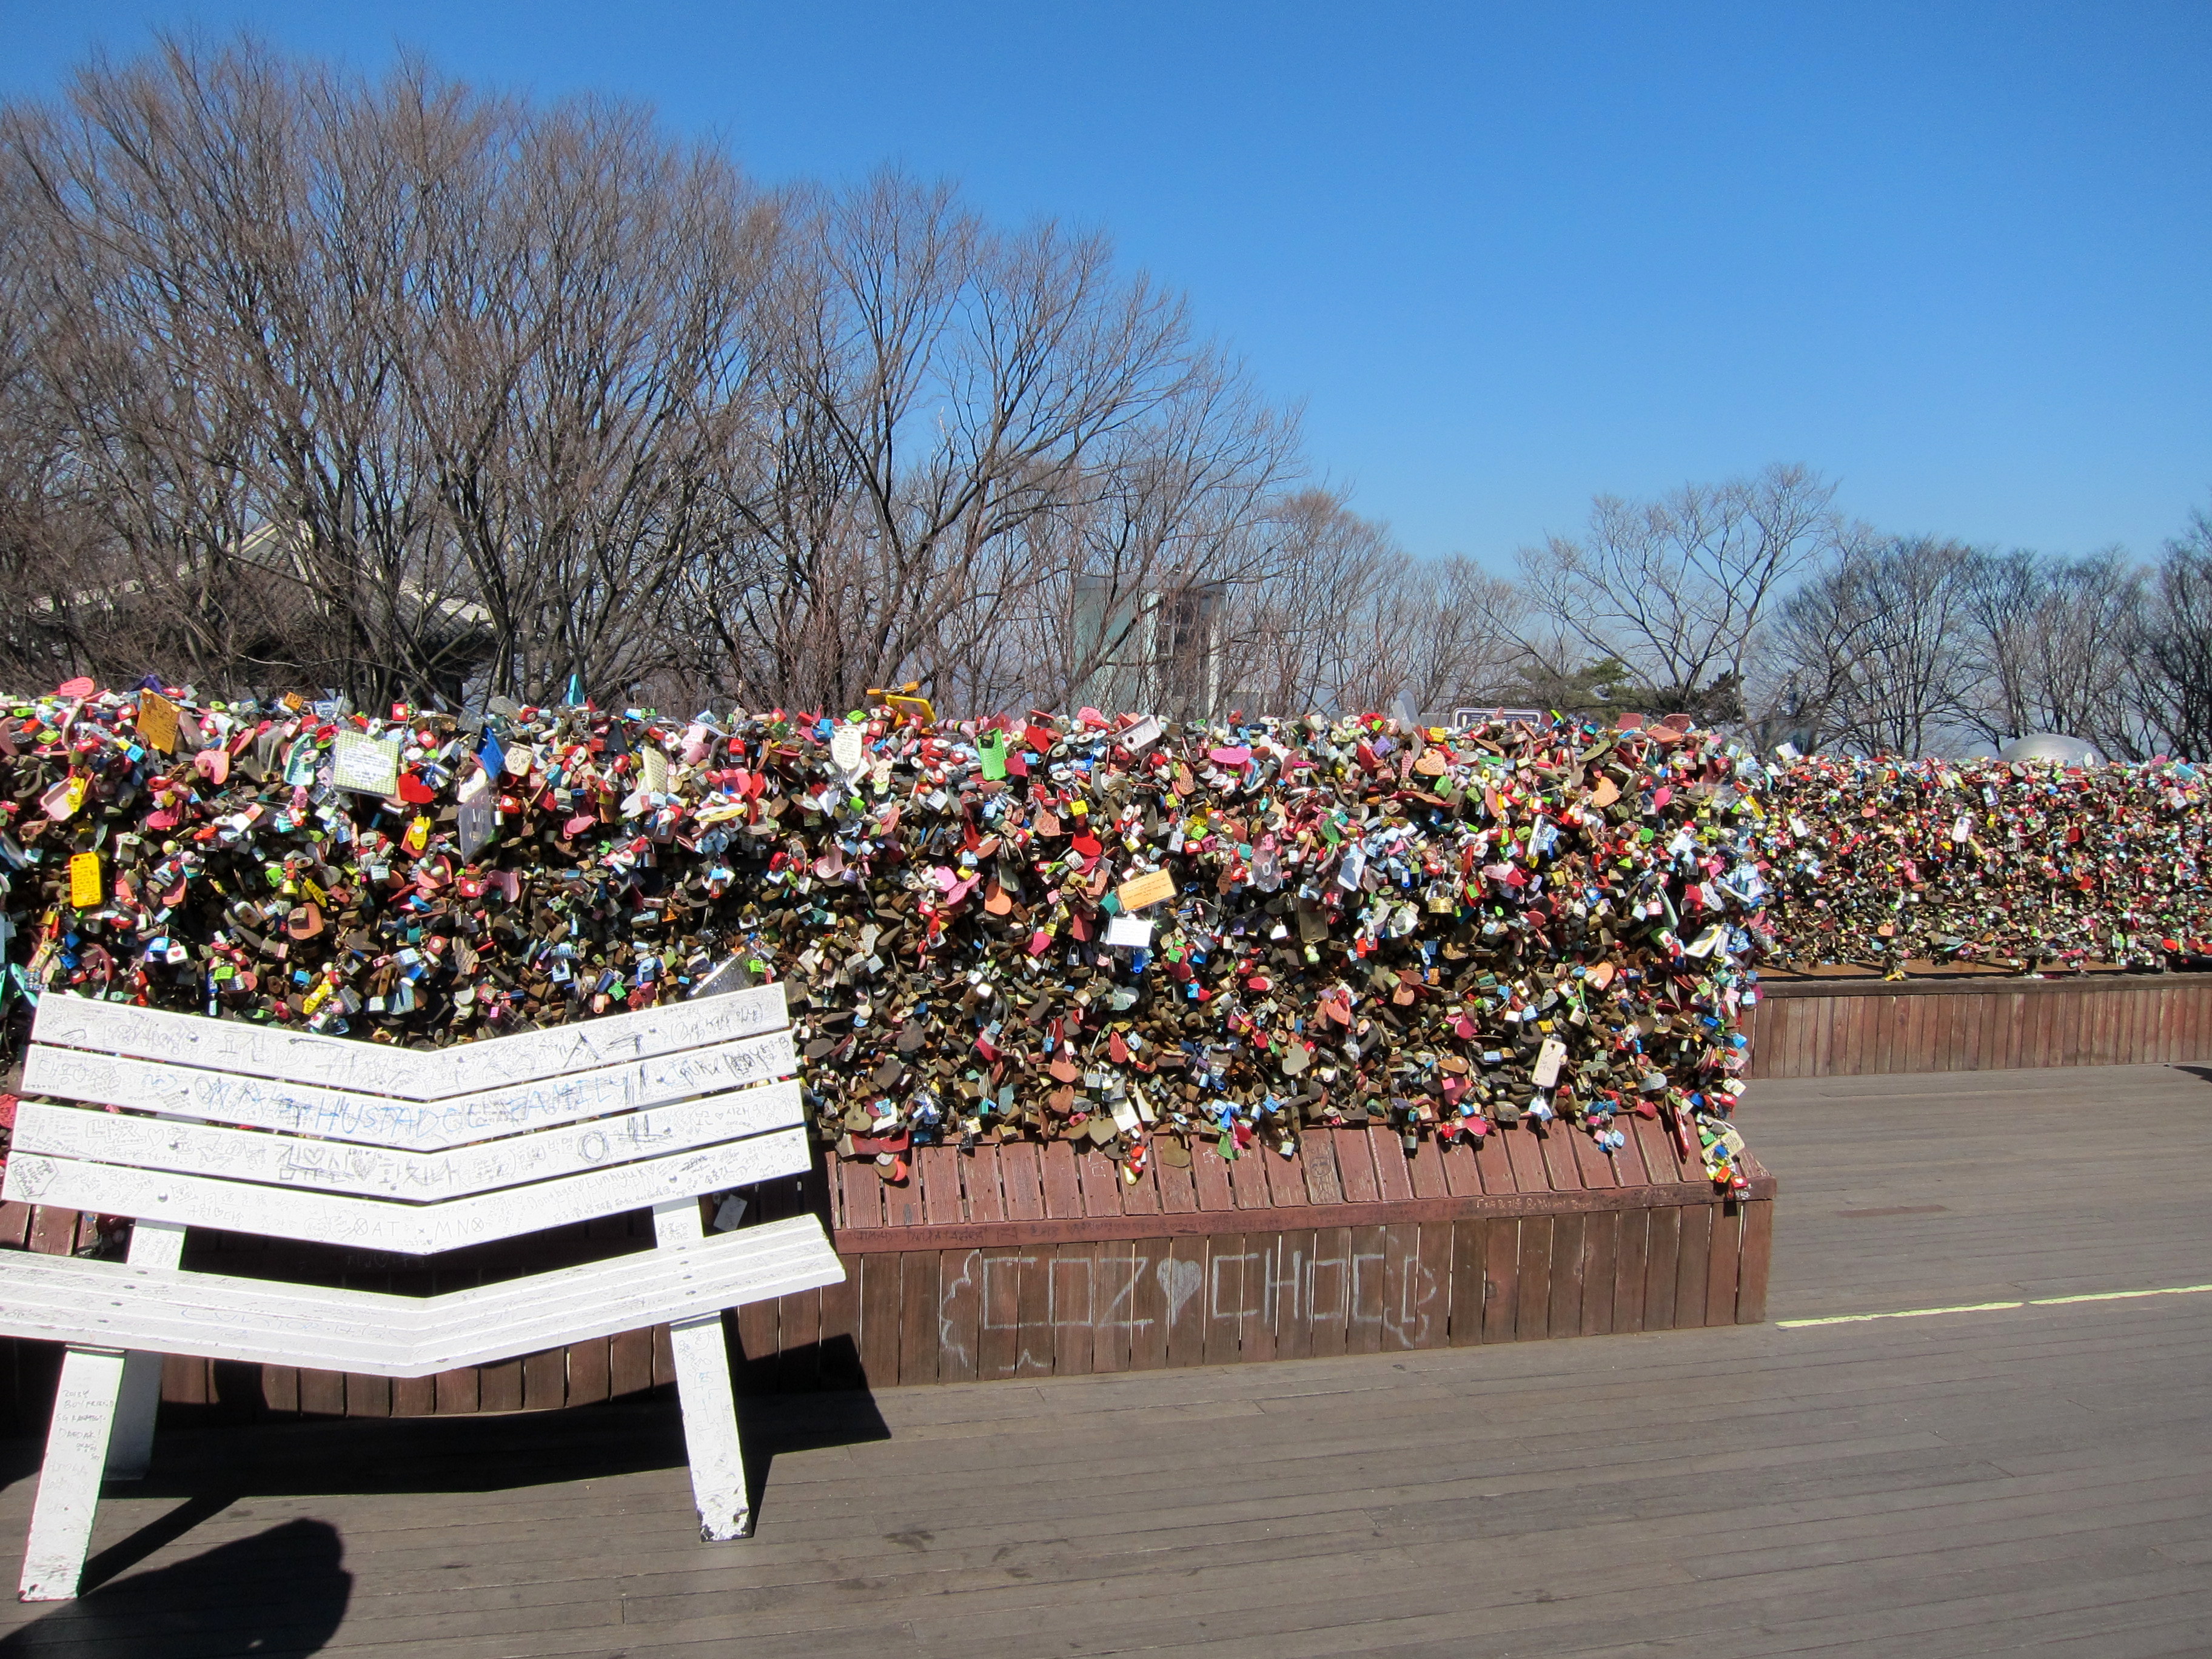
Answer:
[5, 1, 2207, 569]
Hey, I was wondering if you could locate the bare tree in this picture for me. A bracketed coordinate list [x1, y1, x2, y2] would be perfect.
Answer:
[1956, 548, 2153, 759]
[1518, 464, 1862, 717]
[2139, 506, 2212, 761]
[1769, 535, 1980, 756]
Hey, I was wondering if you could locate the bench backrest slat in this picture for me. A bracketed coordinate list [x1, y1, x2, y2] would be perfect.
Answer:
[10, 1079, 802, 1203]
[29, 985, 788, 1099]
[22, 1030, 797, 1152]
[4, 1125, 811, 1255]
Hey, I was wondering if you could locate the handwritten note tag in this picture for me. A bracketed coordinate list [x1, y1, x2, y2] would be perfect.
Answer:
[69, 852, 101, 908]
[1114, 868, 1175, 912]
[642, 746, 669, 794]
[1530, 1036, 1567, 1088]
[137, 691, 180, 754]
[330, 731, 403, 796]
[1102, 914, 1154, 948]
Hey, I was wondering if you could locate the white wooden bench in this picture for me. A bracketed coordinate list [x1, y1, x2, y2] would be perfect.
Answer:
[0, 980, 843, 1600]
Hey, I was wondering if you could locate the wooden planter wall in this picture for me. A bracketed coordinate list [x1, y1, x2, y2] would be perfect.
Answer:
[1743, 973, 2212, 1079]
[800, 1125, 1771, 1387]
[0, 1117, 1772, 1435]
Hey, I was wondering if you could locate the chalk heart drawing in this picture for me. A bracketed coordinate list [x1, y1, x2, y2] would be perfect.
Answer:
[1157, 1256, 1204, 1321]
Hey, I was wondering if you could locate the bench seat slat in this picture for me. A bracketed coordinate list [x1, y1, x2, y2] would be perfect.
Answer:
[0, 1216, 842, 1376]
[12, 1079, 804, 1202]
[30, 985, 788, 1101]
[1, 1125, 813, 1255]
[22, 1031, 797, 1153]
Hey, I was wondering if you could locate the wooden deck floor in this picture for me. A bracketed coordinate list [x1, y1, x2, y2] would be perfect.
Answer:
[6, 1062, 2212, 1658]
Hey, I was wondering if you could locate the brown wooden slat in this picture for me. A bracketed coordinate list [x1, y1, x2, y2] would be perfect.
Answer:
[652, 1322, 677, 1390]
[1673, 1203, 1714, 1329]
[1334, 1129, 1383, 1204]
[1448, 1218, 1487, 1346]
[476, 1359, 523, 1413]
[433, 1367, 479, 1415]
[1273, 1228, 1316, 1362]
[1535, 1122, 1583, 1191]
[1240, 1236, 1279, 1366]
[1438, 1138, 1484, 1196]
[159, 1354, 206, 1407]
[736, 1284, 779, 1393]
[918, 1145, 965, 1227]
[1373, 1140, 1417, 1202]
[608, 1327, 655, 1398]
[1039, 1141, 1085, 1220]
[1299, 1134, 1346, 1206]
[1514, 1215, 1553, 1340]
[518, 1346, 565, 1412]
[1204, 1235, 1244, 1364]
[1163, 1235, 1207, 1367]
[1155, 1141, 1200, 1213]
[1129, 1237, 1170, 1370]
[999, 1142, 1047, 1222]
[1612, 1205, 1650, 1335]
[1579, 1208, 1618, 1336]
[1473, 1125, 1514, 1193]
[261, 1366, 300, 1415]
[898, 1250, 941, 1385]
[1380, 1220, 1419, 1352]
[1346, 1223, 1386, 1354]
[1502, 1123, 1550, 1193]
[1260, 1144, 1306, 1208]
[1308, 1227, 1352, 1359]
[1481, 1218, 1520, 1342]
[390, 1372, 438, 1416]
[858, 1251, 902, 1388]
[934, 1249, 980, 1384]
[1089, 1237, 1132, 1373]
[1546, 1212, 1584, 1336]
[1014, 1241, 1054, 1378]
[1412, 1221, 1453, 1350]
[1407, 1141, 1449, 1200]
[1190, 1144, 1236, 1212]
[344, 1374, 390, 1418]
[976, 1247, 1022, 1381]
[1643, 1206, 1681, 1329]
[776, 1287, 822, 1392]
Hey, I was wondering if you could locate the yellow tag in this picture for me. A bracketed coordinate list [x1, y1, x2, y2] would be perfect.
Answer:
[69, 853, 102, 908]
[302, 877, 327, 905]
[301, 979, 332, 1013]
[137, 690, 181, 754]
[1114, 868, 1177, 913]
[403, 815, 431, 854]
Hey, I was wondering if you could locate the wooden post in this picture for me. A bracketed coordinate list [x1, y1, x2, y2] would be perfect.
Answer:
[653, 1198, 751, 1541]
[106, 1219, 187, 1482]
[18, 1346, 127, 1601]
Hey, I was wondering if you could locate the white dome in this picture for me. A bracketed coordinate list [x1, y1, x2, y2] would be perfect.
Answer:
[1999, 732, 2105, 766]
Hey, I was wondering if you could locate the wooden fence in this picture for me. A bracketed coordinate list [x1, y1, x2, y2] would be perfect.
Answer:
[1743, 972, 2212, 1078]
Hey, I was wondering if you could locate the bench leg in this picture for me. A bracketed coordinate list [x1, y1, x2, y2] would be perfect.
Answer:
[102, 1355, 165, 1483]
[652, 1199, 751, 1541]
[104, 1222, 189, 1483]
[18, 1346, 128, 1601]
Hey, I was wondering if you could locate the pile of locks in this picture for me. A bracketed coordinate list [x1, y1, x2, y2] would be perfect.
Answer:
[1757, 754, 2212, 974]
[0, 684, 1792, 1197]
